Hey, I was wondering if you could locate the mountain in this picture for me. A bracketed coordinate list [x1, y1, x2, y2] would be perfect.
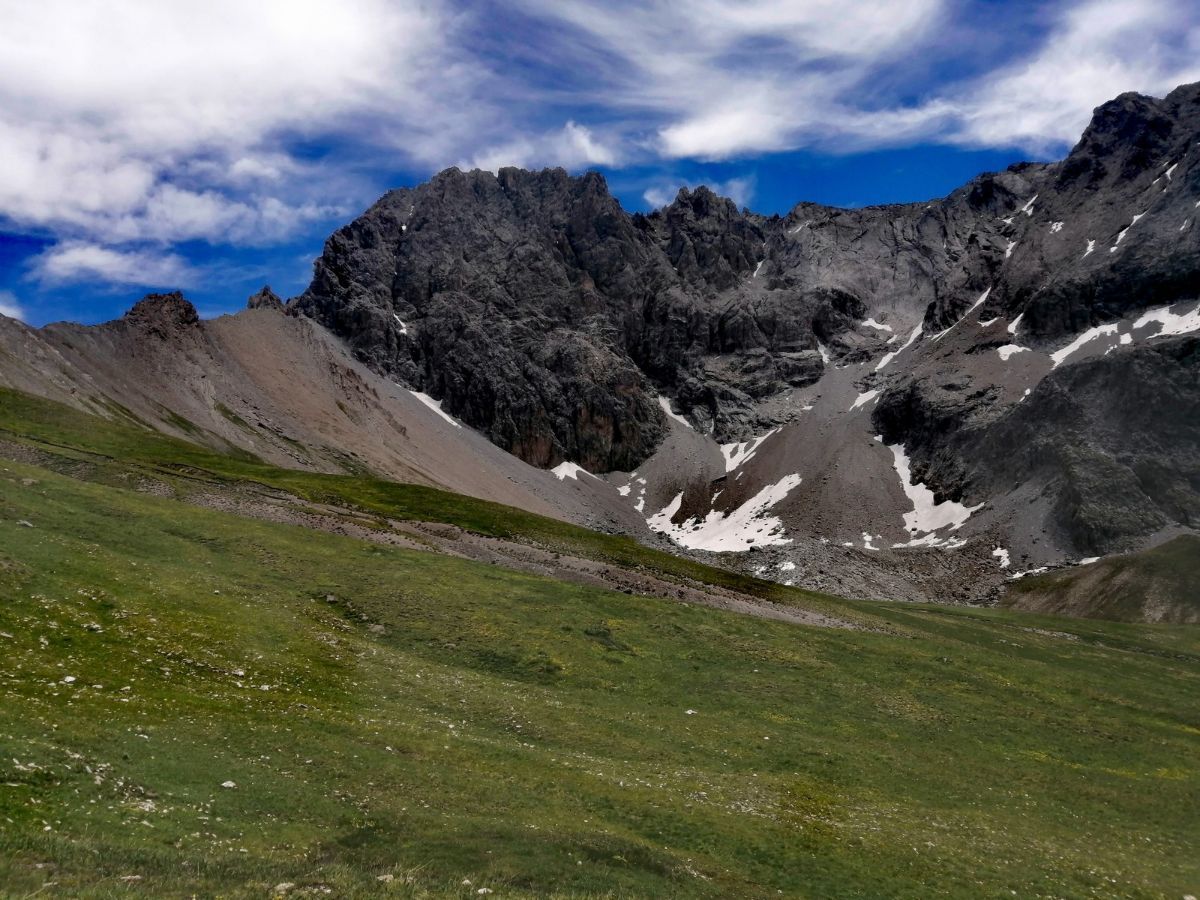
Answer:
[3, 82, 1198, 612]
[290, 82, 1200, 605]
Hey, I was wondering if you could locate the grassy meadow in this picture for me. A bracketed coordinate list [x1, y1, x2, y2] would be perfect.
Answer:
[0, 389, 1197, 897]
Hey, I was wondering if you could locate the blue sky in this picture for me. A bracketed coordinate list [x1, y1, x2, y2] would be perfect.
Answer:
[1, 0, 1198, 326]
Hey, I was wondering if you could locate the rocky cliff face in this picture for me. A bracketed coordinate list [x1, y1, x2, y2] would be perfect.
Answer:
[294, 82, 1200, 558]
[869, 83, 1200, 554]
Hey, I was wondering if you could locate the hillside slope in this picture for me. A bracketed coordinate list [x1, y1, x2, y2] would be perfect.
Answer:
[1, 393, 1198, 897]
[0, 296, 646, 537]
[1005, 535, 1200, 623]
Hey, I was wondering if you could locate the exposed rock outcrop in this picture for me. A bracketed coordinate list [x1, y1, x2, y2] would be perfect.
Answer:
[123, 291, 201, 339]
[293, 83, 1198, 488]
[247, 285, 285, 311]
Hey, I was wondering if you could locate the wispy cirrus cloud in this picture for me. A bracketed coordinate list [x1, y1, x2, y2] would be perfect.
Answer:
[0, 0, 1197, 301]
[515, 0, 1200, 160]
[513, 0, 947, 159]
[946, 0, 1200, 152]
[0, 290, 25, 321]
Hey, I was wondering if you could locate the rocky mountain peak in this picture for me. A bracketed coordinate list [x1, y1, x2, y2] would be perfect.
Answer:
[247, 285, 285, 311]
[123, 291, 200, 339]
[293, 82, 1200, 483]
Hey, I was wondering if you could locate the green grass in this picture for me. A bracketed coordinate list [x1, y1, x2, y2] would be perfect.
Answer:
[0, 388, 852, 619]
[0, 393, 1198, 896]
[1007, 535, 1200, 622]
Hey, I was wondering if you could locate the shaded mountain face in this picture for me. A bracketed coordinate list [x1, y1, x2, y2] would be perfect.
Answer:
[296, 85, 1200, 479]
[291, 82, 1200, 562]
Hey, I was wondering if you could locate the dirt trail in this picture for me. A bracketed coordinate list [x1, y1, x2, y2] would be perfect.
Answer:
[186, 486, 858, 630]
[0, 434, 858, 629]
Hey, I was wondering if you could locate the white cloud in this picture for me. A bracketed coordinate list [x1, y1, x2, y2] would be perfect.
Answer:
[515, 0, 949, 160]
[0, 0, 466, 250]
[644, 175, 756, 210]
[0, 290, 25, 321]
[946, 0, 1200, 151]
[517, 0, 1200, 160]
[659, 101, 793, 160]
[464, 121, 618, 172]
[33, 243, 195, 287]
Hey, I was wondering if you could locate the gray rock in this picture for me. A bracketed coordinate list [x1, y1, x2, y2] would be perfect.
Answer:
[292, 82, 1200, 561]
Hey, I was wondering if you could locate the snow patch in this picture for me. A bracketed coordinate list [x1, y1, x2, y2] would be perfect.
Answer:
[1079, 556, 1100, 565]
[891, 532, 967, 550]
[646, 474, 802, 552]
[992, 547, 1011, 569]
[1109, 212, 1146, 252]
[720, 429, 778, 473]
[1133, 302, 1200, 338]
[817, 342, 832, 365]
[1009, 566, 1049, 580]
[551, 461, 595, 481]
[934, 288, 990, 341]
[1005, 240, 1017, 259]
[862, 318, 893, 333]
[888, 442, 983, 536]
[410, 391, 461, 428]
[392, 314, 408, 335]
[1007, 313, 1023, 336]
[1083, 239, 1095, 257]
[875, 325, 922, 371]
[1050, 323, 1121, 368]
[996, 344, 1028, 361]
[657, 396, 693, 429]
[753, 260, 764, 278]
[850, 389, 880, 411]
[1019, 194, 1038, 216]
[1049, 221, 1064, 233]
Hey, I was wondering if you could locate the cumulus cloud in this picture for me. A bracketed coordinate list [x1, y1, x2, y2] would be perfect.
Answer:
[0, 0, 465, 251]
[33, 243, 196, 287]
[0, 290, 25, 321]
